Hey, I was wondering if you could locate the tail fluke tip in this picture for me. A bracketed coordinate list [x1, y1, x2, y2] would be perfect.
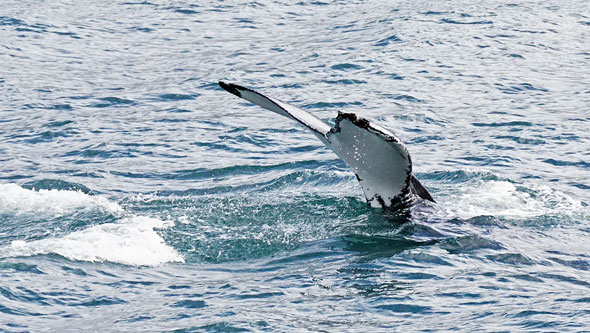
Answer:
[218, 81, 242, 97]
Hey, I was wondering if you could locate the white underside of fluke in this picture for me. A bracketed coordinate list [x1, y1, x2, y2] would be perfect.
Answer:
[219, 81, 432, 210]
[327, 113, 412, 208]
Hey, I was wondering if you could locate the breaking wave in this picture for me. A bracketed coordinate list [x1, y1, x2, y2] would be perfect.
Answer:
[0, 184, 182, 266]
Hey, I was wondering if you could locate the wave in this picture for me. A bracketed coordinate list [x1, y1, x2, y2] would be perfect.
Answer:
[4, 216, 183, 266]
[0, 183, 121, 217]
[0, 183, 182, 266]
[435, 178, 586, 221]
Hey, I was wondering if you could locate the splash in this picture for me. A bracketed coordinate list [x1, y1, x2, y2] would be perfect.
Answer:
[0, 184, 183, 266]
[442, 180, 585, 220]
[6, 216, 184, 266]
[0, 183, 122, 217]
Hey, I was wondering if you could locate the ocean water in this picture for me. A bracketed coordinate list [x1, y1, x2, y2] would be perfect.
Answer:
[1, 0, 589, 331]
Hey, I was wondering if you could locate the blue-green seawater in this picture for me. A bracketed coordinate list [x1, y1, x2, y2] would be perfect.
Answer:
[1, 0, 590, 331]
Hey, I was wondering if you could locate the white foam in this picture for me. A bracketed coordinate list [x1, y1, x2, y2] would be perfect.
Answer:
[0, 184, 182, 266]
[442, 180, 585, 220]
[0, 183, 122, 217]
[4, 216, 184, 266]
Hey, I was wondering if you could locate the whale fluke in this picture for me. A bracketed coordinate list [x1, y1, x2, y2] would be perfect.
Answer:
[219, 81, 435, 211]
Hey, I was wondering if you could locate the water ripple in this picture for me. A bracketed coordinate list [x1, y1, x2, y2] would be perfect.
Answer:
[1, 0, 589, 330]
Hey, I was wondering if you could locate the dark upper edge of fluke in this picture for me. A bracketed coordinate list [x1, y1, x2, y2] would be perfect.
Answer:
[336, 111, 370, 130]
[219, 81, 242, 98]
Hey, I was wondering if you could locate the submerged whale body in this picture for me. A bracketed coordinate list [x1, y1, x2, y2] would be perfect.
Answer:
[219, 81, 435, 211]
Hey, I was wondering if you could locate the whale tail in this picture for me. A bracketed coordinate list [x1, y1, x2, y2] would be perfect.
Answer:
[218, 81, 435, 210]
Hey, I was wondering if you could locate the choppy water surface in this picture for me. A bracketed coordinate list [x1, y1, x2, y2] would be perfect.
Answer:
[1, 0, 589, 331]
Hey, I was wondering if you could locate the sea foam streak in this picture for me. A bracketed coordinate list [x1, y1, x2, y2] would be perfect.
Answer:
[1, 184, 183, 266]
